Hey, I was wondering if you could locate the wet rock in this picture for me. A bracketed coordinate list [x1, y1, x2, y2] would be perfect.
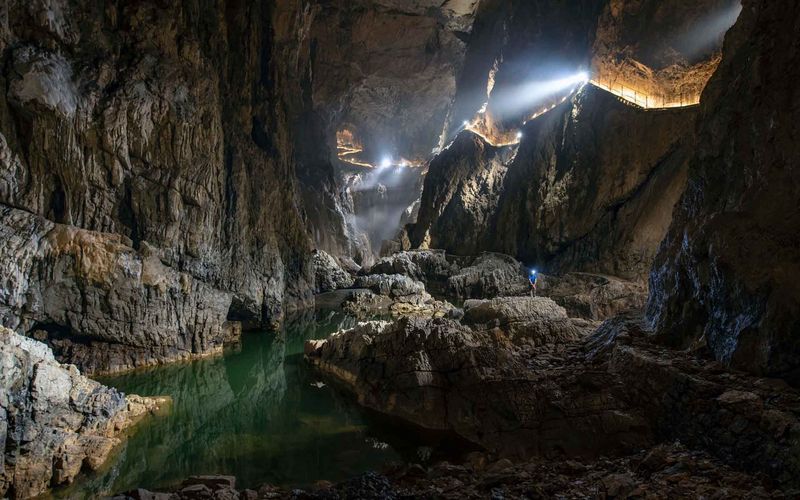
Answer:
[0, 326, 166, 498]
[312, 250, 355, 294]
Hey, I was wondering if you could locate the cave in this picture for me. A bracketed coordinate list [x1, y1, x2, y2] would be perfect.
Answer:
[1, 0, 799, 498]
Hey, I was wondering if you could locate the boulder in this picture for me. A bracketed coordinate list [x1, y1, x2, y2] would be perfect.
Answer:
[538, 273, 648, 321]
[0, 326, 167, 498]
[463, 296, 584, 347]
[305, 316, 648, 457]
[446, 253, 529, 299]
[366, 250, 456, 284]
[312, 250, 355, 293]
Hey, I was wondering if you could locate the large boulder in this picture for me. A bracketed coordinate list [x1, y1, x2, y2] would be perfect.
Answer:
[367, 250, 457, 285]
[538, 273, 648, 321]
[462, 296, 584, 347]
[306, 316, 649, 457]
[343, 275, 454, 318]
[446, 253, 529, 299]
[0, 326, 167, 498]
[312, 250, 355, 294]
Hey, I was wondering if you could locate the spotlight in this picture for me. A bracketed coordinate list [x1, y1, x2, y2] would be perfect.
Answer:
[380, 157, 392, 168]
[516, 131, 523, 140]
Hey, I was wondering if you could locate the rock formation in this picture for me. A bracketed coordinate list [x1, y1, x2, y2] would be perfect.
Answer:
[0, 326, 166, 498]
[312, 250, 355, 294]
[646, 0, 800, 383]
[0, 0, 320, 372]
[307, 304, 800, 490]
[410, 86, 694, 281]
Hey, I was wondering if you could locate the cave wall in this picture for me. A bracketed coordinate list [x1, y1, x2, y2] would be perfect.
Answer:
[647, 0, 800, 382]
[410, 86, 694, 281]
[0, 0, 315, 372]
[411, 0, 734, 282]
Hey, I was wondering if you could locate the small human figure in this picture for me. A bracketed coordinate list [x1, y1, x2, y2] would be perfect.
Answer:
[529, 269, 538, 297]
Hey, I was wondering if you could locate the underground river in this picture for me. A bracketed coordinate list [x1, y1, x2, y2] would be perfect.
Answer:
[54, 309, 459, 497]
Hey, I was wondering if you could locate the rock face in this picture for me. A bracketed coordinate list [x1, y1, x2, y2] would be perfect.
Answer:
[0, 1, 318, 370]
[591, 0, 740, 108]
[0, 326, 166, 498]
[410, 86, 694, 281]
[539, 272, 648, 321]
[646, 0, 800, 383]
[312, 250, 355, 294]
[307, 309, 800, 489]
[1, 206, 236, 374]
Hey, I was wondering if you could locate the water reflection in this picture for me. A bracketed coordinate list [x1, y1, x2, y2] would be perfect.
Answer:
[61, 310, 392, 497]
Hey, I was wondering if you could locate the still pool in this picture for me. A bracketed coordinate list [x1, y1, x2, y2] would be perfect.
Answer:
[59, 310, 409, 497]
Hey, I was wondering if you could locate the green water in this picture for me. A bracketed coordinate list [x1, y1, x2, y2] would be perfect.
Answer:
[61, 310, 406, 497]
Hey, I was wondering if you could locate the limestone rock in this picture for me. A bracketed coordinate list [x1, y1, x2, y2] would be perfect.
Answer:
[445, 252, 529, 299]
[646, 0, 800, 383]
[0, 0, 315, 371]
[343, 275, 454, 319]
[0, 206, 235, 375]
[312, 250, 355, 294]
[367, 250, 457, 285]
[0, 326, 166, 498]
[538, 272, 648, 321]
[306, 316, 648, 457]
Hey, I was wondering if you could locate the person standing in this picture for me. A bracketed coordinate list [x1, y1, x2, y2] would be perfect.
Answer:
[529, 269, 538, 297]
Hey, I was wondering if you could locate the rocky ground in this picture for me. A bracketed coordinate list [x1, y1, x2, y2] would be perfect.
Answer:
[114, 441, 791, 499]
[0, 326, 168, 498]
[299, 292, 800, 498]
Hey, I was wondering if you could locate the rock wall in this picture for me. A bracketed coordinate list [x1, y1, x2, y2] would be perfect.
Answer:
[410, 86, 694, 281]
[647, 0, 800, 383]
[0, 1, 316, 371]
[412, 0, 740, 282]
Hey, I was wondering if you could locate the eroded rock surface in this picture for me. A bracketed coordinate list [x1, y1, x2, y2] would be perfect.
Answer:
[342, 274, 453, 319]
[0, 326, 166, 498]
[307, 306, 800, 489]
[307, 308, 649, 459]
[1, 206, 235, 375]
[312, 250, 355, 294]
[539, 272, 648, 321]
[647, 0, 800, 383]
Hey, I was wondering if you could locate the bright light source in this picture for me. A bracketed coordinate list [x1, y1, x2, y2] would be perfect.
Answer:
[463, 120, 470, 128]
[516, 131, 523, 140]
[492, 70, 593, 116]
[399, 160, 409, 167]
[380, 157, 392, 168]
